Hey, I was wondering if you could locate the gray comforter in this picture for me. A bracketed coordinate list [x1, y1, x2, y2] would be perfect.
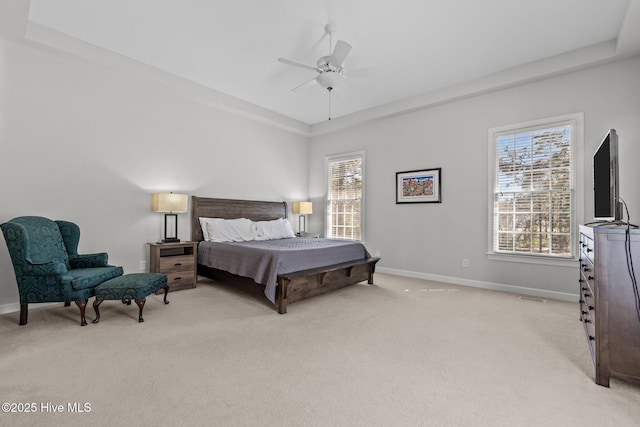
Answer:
[198, 238, 370, 303]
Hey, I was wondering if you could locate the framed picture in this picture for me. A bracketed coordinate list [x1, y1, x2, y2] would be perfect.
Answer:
[396, 168, 442, 204]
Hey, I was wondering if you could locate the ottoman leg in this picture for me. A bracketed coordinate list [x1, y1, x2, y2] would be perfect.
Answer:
[134, 298, 146, 322]
[163, 286, 170, 304]
[92, 299, 103, 324]
[75, 299, 88, 327]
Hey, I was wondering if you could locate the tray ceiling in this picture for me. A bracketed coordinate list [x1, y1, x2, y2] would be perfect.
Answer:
[27, 0, 632, 125]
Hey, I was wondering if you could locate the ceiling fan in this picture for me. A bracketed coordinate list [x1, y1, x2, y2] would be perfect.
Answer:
[278, 23, 352, 120]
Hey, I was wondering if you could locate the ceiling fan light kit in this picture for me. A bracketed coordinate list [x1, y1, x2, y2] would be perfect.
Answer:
[278, 23, 353, 120]
[316, 72, 342, 90]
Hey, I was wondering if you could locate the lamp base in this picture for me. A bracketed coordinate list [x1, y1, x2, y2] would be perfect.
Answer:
[162, 213, 180, 244]
[298, 215, 306, 235]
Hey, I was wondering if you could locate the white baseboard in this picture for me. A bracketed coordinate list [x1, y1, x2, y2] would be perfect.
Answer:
[0, 302, 20, 315]
[377, 267, 579, 302]
[0, 269, 578, 314]
[0, 301, 59, 316]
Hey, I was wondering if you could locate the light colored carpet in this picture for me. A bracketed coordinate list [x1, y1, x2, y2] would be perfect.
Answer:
[0, 273, 639, 426]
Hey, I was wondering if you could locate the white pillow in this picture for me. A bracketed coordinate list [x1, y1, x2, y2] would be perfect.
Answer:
[204, 218, 254, 242]
[252, 218, 296, 241]
[199, 217, 214, 241]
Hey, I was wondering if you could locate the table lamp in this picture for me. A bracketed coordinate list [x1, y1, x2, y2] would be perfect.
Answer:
[151, 192, 188, 243]
[292, 201, 313, 236]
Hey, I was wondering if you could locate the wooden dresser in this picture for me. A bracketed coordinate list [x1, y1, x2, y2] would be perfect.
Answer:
[148, 241, 198, 292]
[579, 224, 640, 387]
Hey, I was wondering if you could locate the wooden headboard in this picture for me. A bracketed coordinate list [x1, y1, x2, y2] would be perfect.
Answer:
[191, 196, 288, 242]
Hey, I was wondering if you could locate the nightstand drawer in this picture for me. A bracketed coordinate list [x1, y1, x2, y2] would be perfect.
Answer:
[166, 272, 195, 287]
[159, 255, 194, 273]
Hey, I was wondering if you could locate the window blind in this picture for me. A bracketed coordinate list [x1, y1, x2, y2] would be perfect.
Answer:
[493, 123, 574, 257]
[327, 154, 363, 241]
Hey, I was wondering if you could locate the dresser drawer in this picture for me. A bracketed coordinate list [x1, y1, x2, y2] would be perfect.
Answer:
[580, 282, 595, 311]
[579, 270, 594, 295]
[582, 314, 596, 362]
[579, 234, 594, 264]
[579, 257, 595, 292]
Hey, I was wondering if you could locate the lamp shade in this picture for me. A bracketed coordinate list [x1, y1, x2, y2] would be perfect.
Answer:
[151, 193, 188, 213]
[292, 201, 313, 215]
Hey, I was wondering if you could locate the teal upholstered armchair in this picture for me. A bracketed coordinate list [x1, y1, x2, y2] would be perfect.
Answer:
[1, 216, 123, 326]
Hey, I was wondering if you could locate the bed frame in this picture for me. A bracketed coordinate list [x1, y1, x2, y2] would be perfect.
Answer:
[191, 196, 379, 313]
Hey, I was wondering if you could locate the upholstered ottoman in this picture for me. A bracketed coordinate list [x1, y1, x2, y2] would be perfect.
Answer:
[92, 273, 169, 323]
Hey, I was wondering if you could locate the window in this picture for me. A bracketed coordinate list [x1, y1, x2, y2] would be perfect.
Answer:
[488, 114, 583, 262]
[326, 152, 364, 241]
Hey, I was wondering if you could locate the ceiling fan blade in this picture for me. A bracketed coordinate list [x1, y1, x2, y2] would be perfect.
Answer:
[278, 57, 321, 72]
[329, 40, 352, 68]
[292, 77, 318, 92]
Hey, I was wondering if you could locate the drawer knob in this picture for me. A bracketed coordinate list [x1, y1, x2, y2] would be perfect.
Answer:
[589, 335, 595, 341]
[588, 276, 594, 281]
[174, 262, 183, 266]
[586, 248, 592, 253]
[174, 276, 182, 280]
[584, 318, 591, 324]
[588, 305, 594, 311]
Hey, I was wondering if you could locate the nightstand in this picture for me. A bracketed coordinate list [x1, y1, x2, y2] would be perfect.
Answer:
[148, 241, 198, 292]
[296, 233, 321, 238]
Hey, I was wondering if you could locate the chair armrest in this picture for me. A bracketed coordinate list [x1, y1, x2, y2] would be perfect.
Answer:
[70, 253, 109, 268]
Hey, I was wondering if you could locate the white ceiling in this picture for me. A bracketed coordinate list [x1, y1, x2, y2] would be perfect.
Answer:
[27, 0, 633, 125]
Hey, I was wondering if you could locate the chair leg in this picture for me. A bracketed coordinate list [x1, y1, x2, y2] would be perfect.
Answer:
[92, 299, 103, 324]
[19, 304, 28, 325]
[134, 298, 146, 322]
[74, 300, 88, 326]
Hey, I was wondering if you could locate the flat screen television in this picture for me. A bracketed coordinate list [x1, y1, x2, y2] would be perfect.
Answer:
[593, 129, 622, 221]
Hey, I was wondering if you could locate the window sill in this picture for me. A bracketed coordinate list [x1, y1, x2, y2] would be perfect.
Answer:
[487, 252, 577, 268]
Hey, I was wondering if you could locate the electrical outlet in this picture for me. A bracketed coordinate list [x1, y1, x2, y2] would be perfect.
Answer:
[462, 258, 469, 268]
[139, 260, 147, 271]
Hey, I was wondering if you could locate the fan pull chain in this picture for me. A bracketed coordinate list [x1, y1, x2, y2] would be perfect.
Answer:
[328, 25, 333, 120]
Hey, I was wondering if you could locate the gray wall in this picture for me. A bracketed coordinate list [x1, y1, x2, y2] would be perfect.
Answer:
[309, 56, 640, 300]
[0, 35, 310, 311]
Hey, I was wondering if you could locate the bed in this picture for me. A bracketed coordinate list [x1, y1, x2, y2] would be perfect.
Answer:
[191, 196, 379, 313]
